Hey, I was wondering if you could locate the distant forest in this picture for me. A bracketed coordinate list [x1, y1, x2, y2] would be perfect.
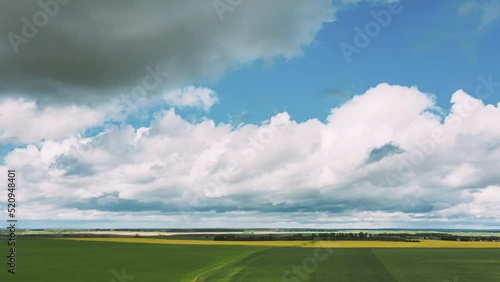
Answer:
[214, 232, 500, 242]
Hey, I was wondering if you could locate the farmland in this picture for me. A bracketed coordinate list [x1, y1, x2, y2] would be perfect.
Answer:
[0, 238, 266, 282]
[1, 237, 499, 281]
[198, 248, 500, 281]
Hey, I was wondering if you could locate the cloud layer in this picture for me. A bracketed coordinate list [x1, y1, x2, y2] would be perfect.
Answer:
[3, 83, 500, 228]
[1, 1, 498, 228]
[0, 0, 334, 104]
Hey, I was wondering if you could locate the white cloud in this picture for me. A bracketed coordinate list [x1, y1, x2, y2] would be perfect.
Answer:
[0, 85, 221, 145]
[3, 83, 500, 228]
[0, 98, 105, 144]
[163, 86, 219, 112]
[438, 186, 500, 219]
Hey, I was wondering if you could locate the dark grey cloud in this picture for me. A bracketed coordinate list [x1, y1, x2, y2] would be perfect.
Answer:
[0, 0, 334, 104]
[67, 192, 169, 212]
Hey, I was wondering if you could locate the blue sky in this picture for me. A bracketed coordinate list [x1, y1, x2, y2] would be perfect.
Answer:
[204, 0, 500, 126]
[1, 0, 500, 229]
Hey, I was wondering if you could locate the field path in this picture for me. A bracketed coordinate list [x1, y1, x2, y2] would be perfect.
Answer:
[188, 249, 268, 282]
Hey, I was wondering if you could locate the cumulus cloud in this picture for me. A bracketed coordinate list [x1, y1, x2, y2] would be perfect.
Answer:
[0, 0, 334, 104]
[163, 86, 219, 112]
[0, 98, 105, 144]
[0, 84, 222, 145]
[3, 83, 500, 228]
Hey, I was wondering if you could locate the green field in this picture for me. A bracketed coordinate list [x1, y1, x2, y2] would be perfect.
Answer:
[199, 247, 500, 281]
[1, 238, 499, 281]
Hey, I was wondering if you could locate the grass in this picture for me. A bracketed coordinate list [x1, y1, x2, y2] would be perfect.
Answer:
[0, 238, 266, 282]
[1, 238, 499, 281]
[375, 248, 500, 281]
[198, 248, 500, 281]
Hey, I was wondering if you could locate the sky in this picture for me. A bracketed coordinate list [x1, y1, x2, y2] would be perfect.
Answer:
[1, 0, 500, 229]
